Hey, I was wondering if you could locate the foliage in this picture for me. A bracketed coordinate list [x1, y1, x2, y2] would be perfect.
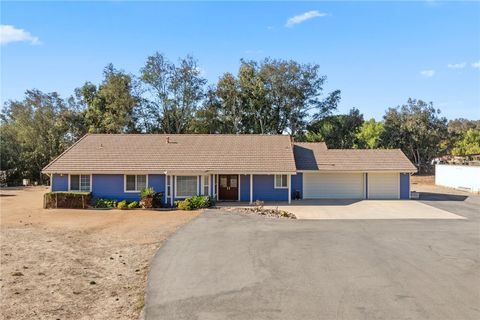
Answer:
[117, 200, 128, 210]
[128, 201, 139, 209]
[451, 129, 480, 155]
[192, 59, 340, 135]
[74, 64, 141, 134]
[152, 192, 164, 208]
[94, 198, 117, 208]
[141, 53, 207, 133]
[381, 98, 448, 173]
[354, 119, 384, 149]
[303, 108, 364, 148]
[140, 186, 155, 198]
[175, 195, 213, 210]
[1, 90, 80, 184]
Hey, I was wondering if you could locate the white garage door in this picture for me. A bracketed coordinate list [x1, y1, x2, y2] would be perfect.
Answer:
[303, 172, 365, 199]
[368, 173, 400, 199]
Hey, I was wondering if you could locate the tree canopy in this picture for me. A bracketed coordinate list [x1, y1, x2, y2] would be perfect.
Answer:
[1, 54, 477, 184]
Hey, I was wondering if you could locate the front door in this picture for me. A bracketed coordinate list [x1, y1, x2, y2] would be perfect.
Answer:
[219, 175, 239, 201]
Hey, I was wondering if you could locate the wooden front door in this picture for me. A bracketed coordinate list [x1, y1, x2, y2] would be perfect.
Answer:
[219, 175, 239, 201]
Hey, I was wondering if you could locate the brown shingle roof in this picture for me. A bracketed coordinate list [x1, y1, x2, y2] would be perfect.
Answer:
[294, 142, 417, 172]
[42, 134, 297, 174]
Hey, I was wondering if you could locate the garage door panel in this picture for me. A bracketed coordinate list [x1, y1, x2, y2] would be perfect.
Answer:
[368, 173, 399, 199]
[303, 173, 364, 199]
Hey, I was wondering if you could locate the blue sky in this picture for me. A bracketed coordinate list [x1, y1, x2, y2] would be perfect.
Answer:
[1, 1, 479, 120]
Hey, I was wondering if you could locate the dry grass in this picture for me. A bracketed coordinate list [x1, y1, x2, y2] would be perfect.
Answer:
[411, 175, 435, 186]
[0, 187, 200, 320]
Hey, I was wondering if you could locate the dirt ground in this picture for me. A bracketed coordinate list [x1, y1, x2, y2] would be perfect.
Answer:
[410, 174, 434, 186]
[0, 187, 200, 320]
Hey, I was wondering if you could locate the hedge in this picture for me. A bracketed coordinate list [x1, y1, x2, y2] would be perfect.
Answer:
[44, 192, 92, 209]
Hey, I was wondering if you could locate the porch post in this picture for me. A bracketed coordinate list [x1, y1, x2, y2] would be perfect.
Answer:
[216, 174, 219, 201]
[287, 174, 291, 204]
[170, 175, 175, 207]
[250, 174, 253, 204]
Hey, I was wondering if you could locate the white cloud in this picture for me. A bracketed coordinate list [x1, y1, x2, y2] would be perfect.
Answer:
[420, 69, 435, 77]
[472, 61, 480, 69]
[285, 10, 327, 27]
[0, 25, 40, 45]
[447, 62, 466, 69]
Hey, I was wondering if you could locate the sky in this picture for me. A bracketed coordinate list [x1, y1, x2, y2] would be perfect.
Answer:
[1, 1, 479, 121]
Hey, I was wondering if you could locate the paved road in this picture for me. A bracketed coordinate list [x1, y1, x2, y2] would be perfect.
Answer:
[145, 195, 480, 320]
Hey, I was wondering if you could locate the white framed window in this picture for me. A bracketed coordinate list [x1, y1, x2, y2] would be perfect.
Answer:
[274, 174, 288, 189]
[69, 174, 91, 192]
[166, 176, 171, 198]
[175, 176, 198, 198]
[124, 174, 147, 192]
[203, 175, 209, 196]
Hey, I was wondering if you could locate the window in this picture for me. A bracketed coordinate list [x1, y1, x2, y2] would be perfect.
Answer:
[125, 175, 147, 192]
[203, 175, 209, 196]
[70, 174, 90, 191]
[176, 176, 197, 198]
[167, 176, 171, 198]
[274, 174, 288, 189]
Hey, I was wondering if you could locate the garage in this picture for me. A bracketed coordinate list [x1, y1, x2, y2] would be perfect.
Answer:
[368, 172, 400, 199]
[303, 172, 365, 199]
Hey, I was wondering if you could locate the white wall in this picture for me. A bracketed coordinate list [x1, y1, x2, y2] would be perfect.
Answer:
[435, 165, 480, 193]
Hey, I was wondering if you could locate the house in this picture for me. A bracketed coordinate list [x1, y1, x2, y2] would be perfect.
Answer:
[42, 134, 417, 205]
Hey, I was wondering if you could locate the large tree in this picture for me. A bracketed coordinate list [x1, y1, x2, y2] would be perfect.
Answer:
[355, 118, 384, 149]
[0, 90, 77, 184]
[194, 58, 340, 135]
[74, 64, 141, 133]
[451, 128, 480, 155]
[304, 108, 364, 148]
[381, 98, 448, 173]
[140, 53, 207, 133]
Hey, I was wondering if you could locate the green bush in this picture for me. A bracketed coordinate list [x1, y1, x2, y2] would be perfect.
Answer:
[152, 192, 164, 208]
[128, 201, 139, 209]
[140, 187, 155, 198]
[117, 200, 128, 210]
[94, 198, 117, 208]
[175, 198, 193, 210]
[175, 195, 213, 210]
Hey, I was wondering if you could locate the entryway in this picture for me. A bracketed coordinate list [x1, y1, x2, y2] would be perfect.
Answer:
[218, 175, 239, 201]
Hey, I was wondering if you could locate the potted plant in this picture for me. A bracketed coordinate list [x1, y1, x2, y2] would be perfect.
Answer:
[140, 187, 155, 209]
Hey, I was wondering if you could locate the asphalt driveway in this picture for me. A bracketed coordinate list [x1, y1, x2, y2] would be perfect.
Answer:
[145, 193, 480, 320]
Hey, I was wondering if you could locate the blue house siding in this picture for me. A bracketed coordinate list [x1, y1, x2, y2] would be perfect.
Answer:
[240, 175, 250, 202]
[92, 174, 137, 201]
[253, 175, 288, 202]
[148, 174, 166, 194]
[90, 174, 166, 201]
[291, 173, 303, 200]
[400, 173, 410, 199]
[52, 174, 68, 191]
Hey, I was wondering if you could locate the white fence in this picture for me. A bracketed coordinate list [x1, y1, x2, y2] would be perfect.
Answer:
[435, 164, 480, 193]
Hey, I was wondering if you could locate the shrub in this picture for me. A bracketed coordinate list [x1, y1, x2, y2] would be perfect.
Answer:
[254, 200, 264, 209]
[94, 198, 117, 208]
[117, 200, 128, 210]
[152, 192, 164, 208]
[175, 198, 193, 210]
[140, 187, 155, 208]
[175, 195, 213, 210]
[128, 201, 139, 209]
[44, 192, 91, 209]
[140, 187, 155, 198]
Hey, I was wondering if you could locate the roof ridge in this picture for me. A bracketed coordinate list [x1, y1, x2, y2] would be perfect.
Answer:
[87, 133, 291, 137]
